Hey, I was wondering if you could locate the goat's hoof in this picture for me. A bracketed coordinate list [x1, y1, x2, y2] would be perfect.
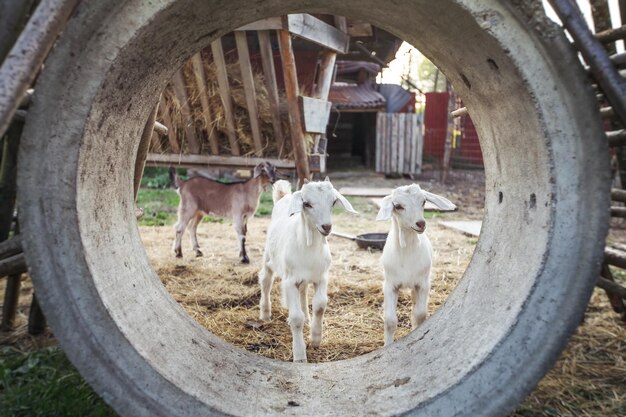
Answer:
[195, 250, 203, 257]
[241, 256, 250, 264]
[309, 337, 321, 348]
[293, 358, 307, 363]
[260, 312, 271, 321]
[175, 252, 182, 258]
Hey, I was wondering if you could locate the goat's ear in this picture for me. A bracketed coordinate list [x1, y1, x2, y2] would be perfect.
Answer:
[288, 191, 304, 216]
[333, 189, 358, 214]
[376, 195, 394, 221]
[324, 176, 331, 182]
[423, 191, 456, 211]
[253, 164, 263, 178]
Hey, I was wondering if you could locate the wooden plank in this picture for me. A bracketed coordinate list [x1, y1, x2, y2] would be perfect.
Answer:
[397, 113, 405, 174]
[404, 114, 412, 173]
[382, 113, 389, 172]
[158, 95, 180, 153]
[235, 31, 264, 156]
[278, 29, 310, 186]
[258, 30, 285, 157]
[439, 220, 482, 236]
[390, 113, 399, 173]
[375, 112, 382, 172]
[191, 53, 220, 155]
[347, 21, 373, 37]
[300, 96, 331, 133]
[416, 114, 424, 174]
[146, 152, 295, 170]
[284, 14, 349, 54]
[237, 17, 282, 31]
[211, 38, 241, 156]
[171, 70, 200, 154]
[410, 114, 418, 173]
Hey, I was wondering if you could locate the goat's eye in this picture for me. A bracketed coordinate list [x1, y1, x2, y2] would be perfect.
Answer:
[303, 202, 312, 208]
[393, 204, 404, 211]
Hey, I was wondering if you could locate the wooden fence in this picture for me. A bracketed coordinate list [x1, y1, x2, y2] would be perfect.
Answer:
[376, 112, 423, 175]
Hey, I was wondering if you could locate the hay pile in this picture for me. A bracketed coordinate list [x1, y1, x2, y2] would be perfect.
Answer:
[159, 50, 312, 158]
[141, 208, 473, 362]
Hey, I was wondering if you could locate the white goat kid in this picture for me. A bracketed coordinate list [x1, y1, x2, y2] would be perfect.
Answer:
[259, 178, 357, 362]
[376, 184, 456, 346]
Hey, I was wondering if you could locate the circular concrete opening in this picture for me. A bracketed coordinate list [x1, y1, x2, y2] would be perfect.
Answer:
[18, 1, 609, 416]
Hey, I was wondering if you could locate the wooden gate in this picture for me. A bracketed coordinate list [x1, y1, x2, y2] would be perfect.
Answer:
[376, 112, 423, 175]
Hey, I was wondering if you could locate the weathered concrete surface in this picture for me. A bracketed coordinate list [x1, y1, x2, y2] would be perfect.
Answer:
[16, 1, 609, 416]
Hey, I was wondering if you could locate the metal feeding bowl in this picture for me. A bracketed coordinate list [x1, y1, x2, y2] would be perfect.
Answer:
[355, 233, 388, 250]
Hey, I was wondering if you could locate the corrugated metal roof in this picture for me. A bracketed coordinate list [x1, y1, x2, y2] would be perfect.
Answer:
[328, 84, 386, 111]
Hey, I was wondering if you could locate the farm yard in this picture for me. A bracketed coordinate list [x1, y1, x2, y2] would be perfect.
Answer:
[2, 169, 625, 416]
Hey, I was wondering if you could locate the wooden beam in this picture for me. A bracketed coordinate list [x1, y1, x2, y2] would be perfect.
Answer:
[191, 53, 220, 155]
[284, 14, 349, 54]
[611, 188, 626, 202]
[0, 252, 26, 277]
[607, 129, 626, 146]
[159, 95, 180, 153]
[314, 50, 337, 100]
[258, 30, 286, 157]
[171, 70, 201, 153]
[598, 276, 626, 299]
[235, 31, 264, 156]
[278, 29, 310, 186]
[0, 235, 22, 260]
[153, 121, 168, 136]
[211, 38, 241, 156]
[146, 152, 295, 170]
[300, 96, 332, 134]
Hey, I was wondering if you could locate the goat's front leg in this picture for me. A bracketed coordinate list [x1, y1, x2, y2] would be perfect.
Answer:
[383, 280, 399, 346]
[285, 281, 307, 363]
[411, 280, 430, 329]
[233, 216, 249, 264]
[188, 212, 204, 257]
[259, 262, 274, 320]
[310, 278, 328, 348]
[299, 283, 310, 325]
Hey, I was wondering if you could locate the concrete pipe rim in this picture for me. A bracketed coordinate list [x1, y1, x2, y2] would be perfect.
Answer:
[17, 1, 609, 416]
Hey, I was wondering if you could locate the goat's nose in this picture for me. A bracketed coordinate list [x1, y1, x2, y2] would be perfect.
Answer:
[322, 224, 332, 233]
[416, 220, 426, 230]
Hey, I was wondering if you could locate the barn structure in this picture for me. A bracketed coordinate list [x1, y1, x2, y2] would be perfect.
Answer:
[1, 1, 625, 417]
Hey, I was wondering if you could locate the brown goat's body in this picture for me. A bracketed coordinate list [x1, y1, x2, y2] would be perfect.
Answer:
[170, 162, 276, 263]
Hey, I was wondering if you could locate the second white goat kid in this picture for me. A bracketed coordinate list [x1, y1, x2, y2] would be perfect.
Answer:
[376, 184, 456, 346]
[259, 178, 357, 362]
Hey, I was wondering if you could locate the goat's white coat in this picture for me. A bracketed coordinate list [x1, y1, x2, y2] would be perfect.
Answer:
[377, 184, 456, 346]
[259, 179, 356, 362]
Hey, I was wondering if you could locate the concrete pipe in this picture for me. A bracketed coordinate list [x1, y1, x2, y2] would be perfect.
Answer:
[17, 1, 609, 416]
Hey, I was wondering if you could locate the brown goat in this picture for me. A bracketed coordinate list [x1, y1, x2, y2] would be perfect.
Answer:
[169, 162, 277, 263]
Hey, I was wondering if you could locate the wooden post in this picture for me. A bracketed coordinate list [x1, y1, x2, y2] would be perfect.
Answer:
[211, 38, 241, 156]
[442, 83, 455, 183]
[235, 31, 264, 156]
[191, 53, 220, 155]
[134, 101, 159, 201]
[171, 70, 200, 154]
[159, 95, 180, 153]
[278, 29, 310, 187]
[258, 30, 286, 157]
[600, 262, 626, 319]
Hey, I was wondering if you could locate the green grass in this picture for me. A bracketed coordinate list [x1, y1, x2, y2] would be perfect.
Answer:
[135, 189, 275, 227]
[0, 347, 117, 417]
